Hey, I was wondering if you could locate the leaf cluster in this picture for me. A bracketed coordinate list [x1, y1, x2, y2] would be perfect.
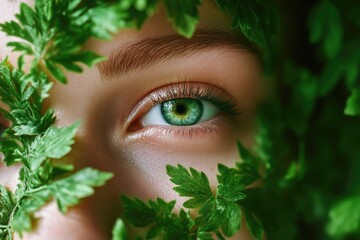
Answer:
[120, 142, 264, 239]
[0, 60, 113, 239]
[0, 0, 216, 238]
[0, 0, 203, 83]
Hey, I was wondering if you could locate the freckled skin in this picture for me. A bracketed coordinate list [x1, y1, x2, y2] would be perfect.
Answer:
[0, 1, 262, 239]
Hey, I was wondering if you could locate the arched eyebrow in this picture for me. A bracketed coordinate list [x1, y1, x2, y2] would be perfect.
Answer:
[97, 29, 257, 81]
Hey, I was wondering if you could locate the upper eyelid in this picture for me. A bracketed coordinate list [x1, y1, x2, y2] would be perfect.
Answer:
[146, 82, 242, 115]
[126, 81, 242, 130]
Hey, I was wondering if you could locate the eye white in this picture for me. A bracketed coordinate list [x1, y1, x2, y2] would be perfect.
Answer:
[141, 99, 220, 126]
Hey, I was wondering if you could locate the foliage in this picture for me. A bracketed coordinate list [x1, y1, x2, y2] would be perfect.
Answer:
[0, 0, 201, 238]
[0, 59, 113, 239]
[0, 0, 359, 240]
[119, 0, 360, 239]
[121, 157, 263, 239]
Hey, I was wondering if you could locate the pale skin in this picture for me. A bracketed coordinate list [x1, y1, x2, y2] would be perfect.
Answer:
[0, 0, 263, 239]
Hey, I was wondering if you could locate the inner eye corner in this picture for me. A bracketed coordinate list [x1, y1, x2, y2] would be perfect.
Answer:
[127, 119, 142, 133]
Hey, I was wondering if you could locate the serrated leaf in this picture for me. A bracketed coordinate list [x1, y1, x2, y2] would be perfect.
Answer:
[217, 164, 246, 202]
[11, 208, 31, 234]
[121, 196, 157, 227]
[20, 189, 52, 213]
[221, 201, 242, 237]
[48, 167, 113, 213]
[44, 61, 67, 83]
[7, 42, 33, 55]
[167, 164, 213, 209]
[196, 198, 224, 232]
[0, 186, 15, 225]
[18, 3, 36, 26]
[25, 122, 80, 171]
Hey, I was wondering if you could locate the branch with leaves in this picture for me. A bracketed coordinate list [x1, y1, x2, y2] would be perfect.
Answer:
[118, 150, 264, 239]
[1, 0, 360, 240]
[0, 0, 203, 238]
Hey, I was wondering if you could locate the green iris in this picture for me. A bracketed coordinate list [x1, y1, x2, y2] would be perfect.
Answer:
[161, 98, 203, 126]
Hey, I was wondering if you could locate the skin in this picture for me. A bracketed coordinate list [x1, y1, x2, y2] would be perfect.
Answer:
[0, 0, 263, 239]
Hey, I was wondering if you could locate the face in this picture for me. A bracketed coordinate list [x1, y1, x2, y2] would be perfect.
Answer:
[0, 1, 262, 239]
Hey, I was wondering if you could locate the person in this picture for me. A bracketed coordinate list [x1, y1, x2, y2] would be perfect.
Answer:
[0, 0, 263, 239]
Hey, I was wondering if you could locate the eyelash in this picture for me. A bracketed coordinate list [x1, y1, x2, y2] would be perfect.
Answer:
[127, 81, 242, 136]
[148, 82, 241, 116]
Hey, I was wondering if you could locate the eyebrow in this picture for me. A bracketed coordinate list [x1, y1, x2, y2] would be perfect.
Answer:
[97, 29, 257, 81]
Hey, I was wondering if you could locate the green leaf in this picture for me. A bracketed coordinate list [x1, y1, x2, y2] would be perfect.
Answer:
[7, 42, 33, 55]
[196, 197, 224, 232]
[121, 195, 193, 238]
[25, 122, 80, 171]
[308, 1, 343, 59]
[235, 142, 261, 185]
[48, 167, 113, 213]
[284, 63, 318, 135]
[0, 186, 15, 225]
[327, 195, 360, 237]
[146, 223, 163, 239]
[215, 0, 268, 48]
[344, 87, 360, 116]
[88, 5, 130, 40]
[166, 164, 213, 209]
[11, 208, 32, 235]
[243, 208, 264, 240]
[72, 51, 106, 67]
[12, 109, 56, 136]
[163, 0, 201, 38]
[196, 231, 214, 240]
[0, 139, 21, 166]
[217, 164, 246, 202]
[18, 3, 36, 26]
[20, 189, 52, 213]
[112, 218, 127, 240]
[221, 201, 242, 237]
[121, 196, 157, 227]
[44, 61, 67, 83]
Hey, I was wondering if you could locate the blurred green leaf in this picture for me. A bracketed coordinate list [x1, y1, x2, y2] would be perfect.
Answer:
[327, 195, 360, 237]
[344, 87, 360, 116]
[308, 1, 343, 59]
[163, 0, 201, 38]
[112, 218, 127, 240]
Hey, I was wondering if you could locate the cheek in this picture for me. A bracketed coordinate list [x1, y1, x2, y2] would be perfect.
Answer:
[80, 123, 244, 201]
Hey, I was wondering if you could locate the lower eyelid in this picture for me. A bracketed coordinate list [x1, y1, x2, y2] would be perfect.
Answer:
[128, 114, 232, 139]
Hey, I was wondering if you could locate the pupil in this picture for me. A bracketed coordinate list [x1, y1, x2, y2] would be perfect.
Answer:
[175, 104, 187, 115]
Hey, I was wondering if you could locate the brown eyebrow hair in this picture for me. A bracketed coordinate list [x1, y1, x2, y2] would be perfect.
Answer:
[97, 29, 258, 81]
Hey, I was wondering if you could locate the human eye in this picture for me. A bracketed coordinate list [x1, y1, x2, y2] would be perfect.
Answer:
[141, 98, 220, 126]
[127, 81, 241, 137]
